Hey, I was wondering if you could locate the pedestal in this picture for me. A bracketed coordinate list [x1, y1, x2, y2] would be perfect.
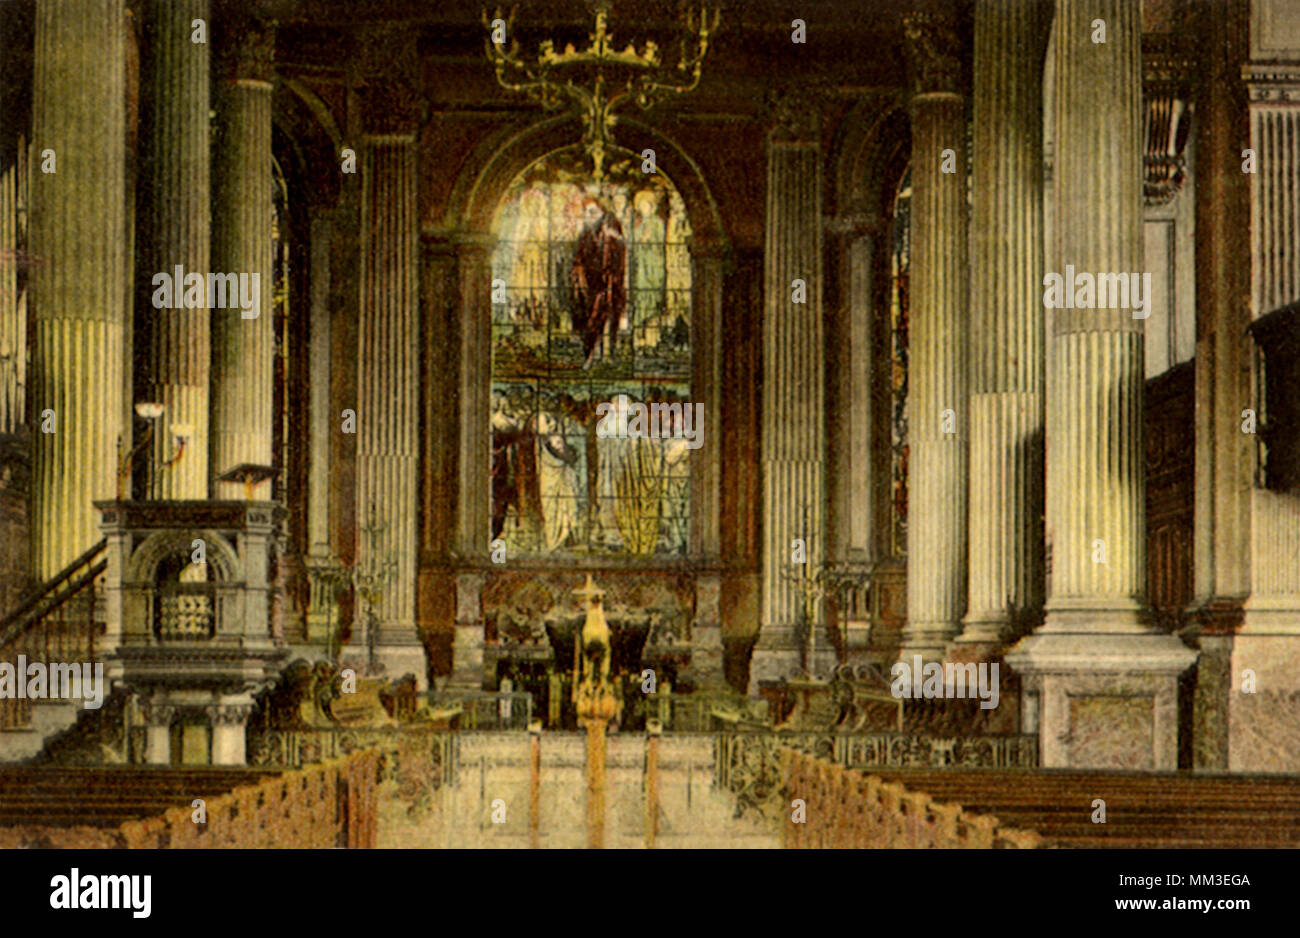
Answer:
[1007, 631, 1194, 769]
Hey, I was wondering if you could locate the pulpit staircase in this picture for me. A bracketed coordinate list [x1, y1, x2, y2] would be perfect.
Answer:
[0, 539, 109, 762]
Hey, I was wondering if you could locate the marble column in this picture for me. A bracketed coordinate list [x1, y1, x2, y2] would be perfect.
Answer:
[207, 699, 253, 765]
[140, 698, 174, 765]
[29, 0, 128, 580]
[899, 9, 969, 663]
[139, 0, 209, 499]
[1227, 56, 1300, 772]
[210, 19, 274, 496]
[750, 95, 827, 691]
[416, 236, 457, 677]
[451, 235, 490, 688]
[690, 245, 726, 685]
[827, 208, 882, 658]
[1243, 67, 1300, 636]
[454, 236, 491, 558]
[303, 212, 336, 645]
[1005, 0, 1195, 770]
[356, 123, 423, 685]
[0, 137, 22, 438]
[957, 0, 1050, 651]
[1189, 0, 1249, 771]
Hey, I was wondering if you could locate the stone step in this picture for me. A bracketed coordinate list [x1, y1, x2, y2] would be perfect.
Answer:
[0, 700, 80, 763]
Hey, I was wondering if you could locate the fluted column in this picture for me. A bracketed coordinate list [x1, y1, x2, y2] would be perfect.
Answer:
[1044, 0, 1145, 624]
[210, 19, 273, 495]
[0, 138, 23, 438]
[1226, 39, 1300, 771]
[899, 9, 969, 662]
[958, 0, 1050, 649]
[306, 213, 333, 559]
[356, 119, 422, 683]
[1006, 0, 1194, 771]
[750, 95, 827, 691]
[1241, 65, 1300, 638]
[139, 0, 209, 498]
[29, 0, 128, 579]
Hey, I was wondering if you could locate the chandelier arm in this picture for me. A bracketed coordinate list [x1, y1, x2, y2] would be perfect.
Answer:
[483, 5, 717, 178]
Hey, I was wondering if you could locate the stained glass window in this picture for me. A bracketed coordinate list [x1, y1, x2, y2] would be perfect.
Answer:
[490, 147, 692, 556]
[889, 167, 910, 558]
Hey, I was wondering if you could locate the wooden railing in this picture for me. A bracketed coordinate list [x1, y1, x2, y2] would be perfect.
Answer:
[780, 748, 1043, 849]
[118, 748, 382, 849]
[0, 539, 107, 730]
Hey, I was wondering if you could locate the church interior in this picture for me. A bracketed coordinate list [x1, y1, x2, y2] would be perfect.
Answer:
[0, 0, 1299, 850]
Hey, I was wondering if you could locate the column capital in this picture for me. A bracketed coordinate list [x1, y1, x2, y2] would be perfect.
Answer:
[356, 22, 425, 135]
[358, 79, 425, 137]
[1142, 35, 1197, 206]
[139, 699, 177, 726]
[902, 8, 964, 98]
[763, 88, 822, 145]
[687, 238, 730, 262]
[824, 206, 884, 239]
[1244, 64, 1300, 101]
[215, 16, 275, 85]
[205, 703, 254, 725]
[451, 231, 494, 259]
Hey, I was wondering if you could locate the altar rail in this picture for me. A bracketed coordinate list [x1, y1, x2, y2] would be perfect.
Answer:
[818, 732, 1036, 769]
[427, 690, 534, 730]
[780, 749, 1043, 849]
[717, 731, 1037, 777]
[248, 726, 457, 787]
[118, 749, 381, 849]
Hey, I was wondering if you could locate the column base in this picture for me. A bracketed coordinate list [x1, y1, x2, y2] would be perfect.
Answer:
[683, 640, 724, 690]
[1240, 602, 1300, 636]
[1005, 630, 1196, 770]
[373, 642, 429, 691]
[803, 645, 838, 681]
[953, 612, 1009, 647]
[450, 623, 484, 689]
[684, 575, 725, 689]
[1223, 633, 1300, 772]
[946, 637, 1003, 664]
[450, 571, 485, 689]
[896, 622, 957, 665]
[747, 636, 799, 696]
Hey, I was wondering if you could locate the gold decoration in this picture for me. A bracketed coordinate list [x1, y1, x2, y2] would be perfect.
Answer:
[483, 3, 719, 180]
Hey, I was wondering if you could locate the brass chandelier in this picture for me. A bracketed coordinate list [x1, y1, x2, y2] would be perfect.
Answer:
[483, 3, 719, 180]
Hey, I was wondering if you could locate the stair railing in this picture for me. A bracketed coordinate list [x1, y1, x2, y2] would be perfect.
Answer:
[0, 539, 108, 730]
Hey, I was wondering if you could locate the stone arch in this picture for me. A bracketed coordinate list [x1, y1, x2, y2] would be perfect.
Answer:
[273, 78, 345, 213]
[820, 93, 914, 631]
[442, 113, 728, 249]
[831, 94, 911, 220]
[125, 529, 242, 585]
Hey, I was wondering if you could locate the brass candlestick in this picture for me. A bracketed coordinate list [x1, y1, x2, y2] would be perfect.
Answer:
[572, 575, 620, 847]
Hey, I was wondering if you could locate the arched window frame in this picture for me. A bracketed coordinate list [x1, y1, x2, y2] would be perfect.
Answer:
[485, 145, 695, 559]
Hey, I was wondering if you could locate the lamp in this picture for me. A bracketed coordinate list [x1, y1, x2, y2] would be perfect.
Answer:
[116, 402, 165, 498]
[160, 423, 191, 472]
